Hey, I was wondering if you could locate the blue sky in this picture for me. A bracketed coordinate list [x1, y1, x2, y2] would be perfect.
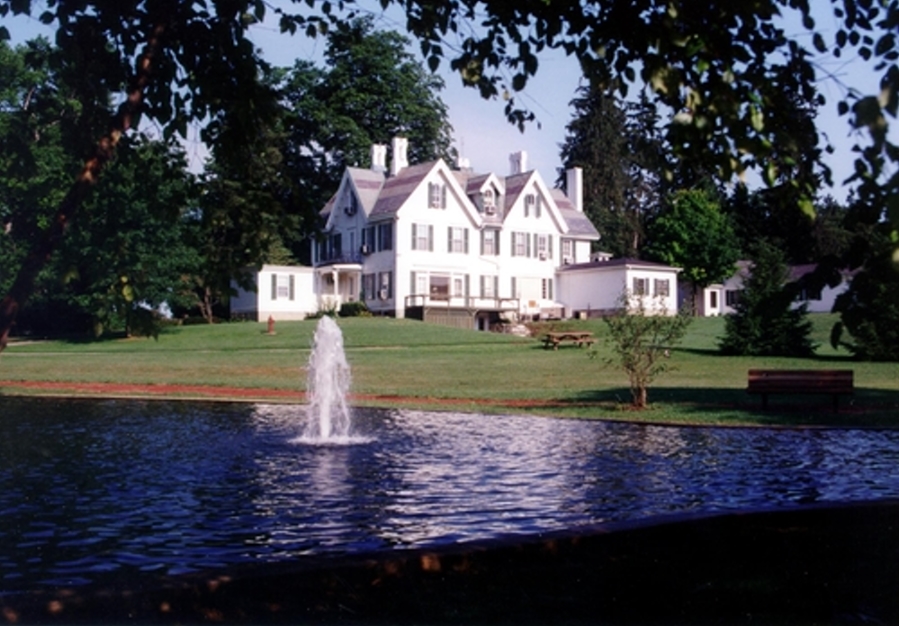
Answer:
[5, 2, 895, 201]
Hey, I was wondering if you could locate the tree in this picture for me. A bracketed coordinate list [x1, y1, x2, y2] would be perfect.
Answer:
[276, 17, 455, 259]
[719, 240, 815, 357]
[2, 0, 898, 351]
[645, 188, 740, 313]
[557, 87, 665, 258]
[50, 135, 199, 337]
[601, 291, 692, 409]
[830, 207, 899, 361]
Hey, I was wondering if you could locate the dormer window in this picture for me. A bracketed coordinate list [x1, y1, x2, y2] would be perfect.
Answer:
[482, 189, 495, 214]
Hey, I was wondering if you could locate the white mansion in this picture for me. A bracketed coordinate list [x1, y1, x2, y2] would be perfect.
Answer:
[232, 137, 683, 327]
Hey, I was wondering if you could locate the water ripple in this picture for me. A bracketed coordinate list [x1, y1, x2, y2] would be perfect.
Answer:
[2, 398, 899, 592]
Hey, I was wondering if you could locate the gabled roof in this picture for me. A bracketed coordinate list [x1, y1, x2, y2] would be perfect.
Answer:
[503, 171, 532, 212]
[369, 161, 437, 218]
[552, 189, 600, 239]
[348, 167, 386, 215]
[319, 167, 385, 220]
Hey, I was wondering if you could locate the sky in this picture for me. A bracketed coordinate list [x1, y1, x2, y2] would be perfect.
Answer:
[4, 1, 896, 201]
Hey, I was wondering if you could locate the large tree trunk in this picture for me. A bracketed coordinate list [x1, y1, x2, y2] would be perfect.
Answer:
[0, 24, 166, 352]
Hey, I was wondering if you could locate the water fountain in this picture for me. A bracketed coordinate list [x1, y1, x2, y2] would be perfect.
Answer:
[296, 316, 358, 444]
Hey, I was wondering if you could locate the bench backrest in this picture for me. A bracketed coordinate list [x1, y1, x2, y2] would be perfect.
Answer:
[748, 369, 854, 392]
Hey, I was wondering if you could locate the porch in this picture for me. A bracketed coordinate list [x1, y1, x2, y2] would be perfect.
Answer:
[315, 263, 362, 313]
[404, 295, 521, 331]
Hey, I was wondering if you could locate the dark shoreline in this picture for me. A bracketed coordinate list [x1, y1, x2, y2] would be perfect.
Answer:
[4, 499, 898, 624]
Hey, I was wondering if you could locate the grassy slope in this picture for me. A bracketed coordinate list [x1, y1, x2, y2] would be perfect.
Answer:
[2, 315, 898, 426]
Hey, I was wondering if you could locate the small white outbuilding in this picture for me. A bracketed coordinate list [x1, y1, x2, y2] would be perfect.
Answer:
[556, 257, 683, 317]
[230, 264, 317, 321]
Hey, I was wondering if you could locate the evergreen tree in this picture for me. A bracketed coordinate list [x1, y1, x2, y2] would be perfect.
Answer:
[719, 241, 815, 357]
[558, 86, 664, 258]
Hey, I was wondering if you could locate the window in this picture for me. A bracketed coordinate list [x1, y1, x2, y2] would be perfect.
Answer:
[448, 227, 468, 253]
[363, 273, 375, 300]
[654, 279, 670, 297]
[378, 272, 392, 300]
[524, 194, 535, 217]
[428, 182, 446, 209]
[536, 234, 548, 259]
[481, 275, 498, 298]
[412, 223, 433, 251]
[512, 231, 529, 257]
[709, 290, 719, 309]
[453, 277, 464, 297]
[377, 222, 393, 251]
[633, 277, 649, 296]
[561, 238, 574, 263]
[482, 188, 495, 211]
[317, 233, 342, 262]
[542, 278, 553, 299]
[271, 274, 294, 300]
[430, 275, 450, 300]
[725, 289, 741, 307]
[481, 229, 499, 256]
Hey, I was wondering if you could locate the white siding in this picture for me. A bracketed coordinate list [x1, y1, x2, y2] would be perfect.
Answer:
[231, 265, 317, 321]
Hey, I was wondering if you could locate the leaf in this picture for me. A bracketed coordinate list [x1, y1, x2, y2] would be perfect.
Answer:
[798, 196, 816, 219]
[853, 95, 886, 131]
[750, 105, 764, 132]
[813, 33, 827, 53]
[0, 26, 8, 41]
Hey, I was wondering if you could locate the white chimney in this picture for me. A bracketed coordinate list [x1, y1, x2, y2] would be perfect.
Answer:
[371, 144, 387, 173]
[390, 136, 409, 176]
[566, 167, 583, 213]
[509, 150, 528, 175]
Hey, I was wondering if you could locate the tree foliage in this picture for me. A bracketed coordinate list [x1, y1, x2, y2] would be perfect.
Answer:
[1, 0, 899, 348]
[645, 188, 739, 311]
[719, 241, 815, 357]
[601, 292, 692, 409]
[275, 16, 454, 256]
[558, 87, 665, 258]
[831, 207, 899, 361]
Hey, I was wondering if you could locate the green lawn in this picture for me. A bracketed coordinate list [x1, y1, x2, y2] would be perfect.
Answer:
[2, 314, 898, 427]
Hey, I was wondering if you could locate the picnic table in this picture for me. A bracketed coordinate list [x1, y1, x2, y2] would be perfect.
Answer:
[542, 331, 596, 350]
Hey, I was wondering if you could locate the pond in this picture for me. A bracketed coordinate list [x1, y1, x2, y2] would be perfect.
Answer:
[2, 397, 899, 594]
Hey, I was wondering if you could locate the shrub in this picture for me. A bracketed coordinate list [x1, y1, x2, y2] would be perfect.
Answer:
[339, 301, 371, 317]
[600, 291, 692, 408]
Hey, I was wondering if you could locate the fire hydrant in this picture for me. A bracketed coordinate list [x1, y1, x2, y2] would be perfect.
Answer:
[267, 315, 275, 335]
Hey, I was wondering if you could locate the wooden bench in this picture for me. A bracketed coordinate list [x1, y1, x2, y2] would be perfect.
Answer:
[543, 331, 596, 350]
[747, 369, 854, 412]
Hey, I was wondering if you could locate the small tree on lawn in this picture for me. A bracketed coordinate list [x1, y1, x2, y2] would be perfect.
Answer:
[602, 291, 692, 409]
